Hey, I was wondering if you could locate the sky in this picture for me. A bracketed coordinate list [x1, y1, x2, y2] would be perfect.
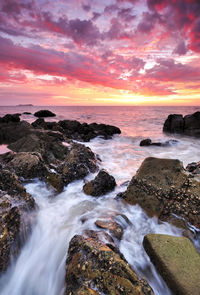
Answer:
[0, 0, 200, 106]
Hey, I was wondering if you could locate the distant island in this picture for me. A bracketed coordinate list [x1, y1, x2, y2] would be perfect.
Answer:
[17, 104, 34, 106]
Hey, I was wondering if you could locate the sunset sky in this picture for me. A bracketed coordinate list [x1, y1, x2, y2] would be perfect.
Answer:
[0, 0, 200, 106]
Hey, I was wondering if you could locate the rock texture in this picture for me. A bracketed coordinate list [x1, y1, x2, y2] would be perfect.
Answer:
[32, 118, 121, 142]
[143, 234, 200, 295]
[83, 170, 116, 197]
[163, 111, 200, 137]
[0, 168, 35, 273]
[34, 110, 56, 117]
[65, 231, 154, 295]
[122, 157, 200, 228]
[95, 219, 123, 240]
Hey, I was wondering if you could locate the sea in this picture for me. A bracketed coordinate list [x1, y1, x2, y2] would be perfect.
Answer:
[0, 105, 200, 295]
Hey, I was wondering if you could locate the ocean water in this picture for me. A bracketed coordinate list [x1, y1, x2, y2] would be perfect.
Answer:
[0, 105, 200, 295]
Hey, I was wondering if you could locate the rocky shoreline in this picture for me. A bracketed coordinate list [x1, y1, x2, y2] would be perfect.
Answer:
[0, 111, 200, 294]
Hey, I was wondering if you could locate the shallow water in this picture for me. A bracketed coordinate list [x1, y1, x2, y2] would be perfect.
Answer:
[0, 106, 200, 295]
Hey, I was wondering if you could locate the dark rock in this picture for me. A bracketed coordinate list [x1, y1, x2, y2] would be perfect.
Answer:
[163, 114, 184, 133]
[65, 232, 154, 295]
[0, 113, 21, 123]
[23, 112, 31, 115]
[140, 138, 152, 146]
[83, 170, 116, 197]
[186, 161, 200, 174]
[62, 143, 98, 185]
[34, 110, 56, 118]
[95, 219, 123, 240]
[140, 138, 179, 147]
[122, 157, 200, 228]
[143, 234, 200, 295]
[163, 111, 200, 137]
[0, 120, 32, 144]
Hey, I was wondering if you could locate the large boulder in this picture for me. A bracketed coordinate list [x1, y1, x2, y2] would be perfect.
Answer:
[143, 234, 200, 295]
[34, 110, 56, 117]
[122, 157, 200, 228]
[0, 113, 21, 123]
[65, 231, 154, 295]
[83, 170, 116, 197]
[163, 112, 200, 137]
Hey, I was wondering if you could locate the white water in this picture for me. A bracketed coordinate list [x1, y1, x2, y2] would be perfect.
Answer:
[0, 106, 200, 295]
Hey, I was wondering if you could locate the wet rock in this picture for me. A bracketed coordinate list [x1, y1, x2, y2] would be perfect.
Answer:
[23, 112, 31, 115]
[1, 152, 47, 179]
[95, 219, 123, 240]
[62, 143, 98, 185]
[8, 131, 68, 164]
[140, 138, 179, 147]
[34, 110, 56, 117]
[46, 171, 64, 193]
[122, 157, 200, 228]
[83, 170, 116, 197]
[0, 120, 32, 144]
[0, 168, 35, 273]
[163, 111, 200, 137]
[65, 231, 154, 295]
[186, 161, 200, 174]
[143, 234, 200, 295]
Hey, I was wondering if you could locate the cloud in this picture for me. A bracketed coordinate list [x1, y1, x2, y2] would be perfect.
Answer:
[173, 40, 187, 55]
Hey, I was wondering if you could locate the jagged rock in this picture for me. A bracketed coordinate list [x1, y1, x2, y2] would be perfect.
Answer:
[0, 120, 32, 144]
[65, 231, 154, 295]
[1, 152, 47, 179]
[62, 143, 98, 185]
[122, 157, 200, 228]
[163, 112, 200, 137]
[34, 110, 56, 117]
[0, 113, 21, 123]
[8, 131, 68, 164]
[95, 219, 123, 240]
[143, 234, 200, 295]
[83, 170, 116, 197]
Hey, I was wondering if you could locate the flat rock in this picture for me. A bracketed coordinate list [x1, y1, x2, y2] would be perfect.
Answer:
[83, 170, 116, 197]
[65, 231, 154, 295]
[122, 157, 200, 228]
[143, 234, 200, 295]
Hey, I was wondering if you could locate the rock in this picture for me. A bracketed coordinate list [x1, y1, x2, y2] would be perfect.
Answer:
[1, 152, 47, 179]
[0, 120, 32, 144]
[8, 131, 68, 164]
[140, 139, 179, 147]
[0, 168, 35, 273]
[0, 113, 21, 123]
[46, 171, 64, 193]
[23, 112, 31, 115]
[95, 219, 123, 240]
[163, 114, 184, 133]
[32, 119, 63, 133]
[143, 234, 200, 295]
[83, 170, 116, 197]
[65, 231, 154, 295]
[62, 143, 98, 185]
[163, 112, 200, 137]
[140, 138, 152, 146]
[122, 157, 200, 228]
[186, 161, 200, 174]
[34, 110, 56, 117]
